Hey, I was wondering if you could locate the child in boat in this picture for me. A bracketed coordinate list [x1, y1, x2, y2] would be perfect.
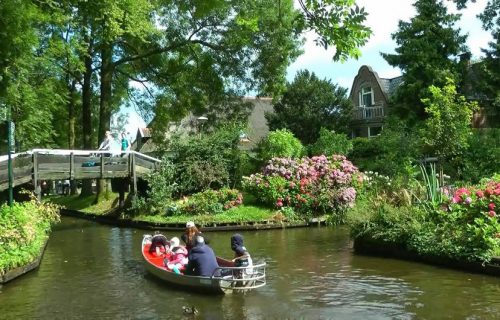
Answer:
[149, 234, 169, 256]
[165, 237, 188, 273]
[230, 233, 253, 274]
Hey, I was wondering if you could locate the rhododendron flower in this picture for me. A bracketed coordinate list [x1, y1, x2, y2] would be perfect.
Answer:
[452, 196, 461, 204]
[489, 203, 496, 210]
[488, 210, 496, 217]
[454, 188, 470, 198]
[276, 199, 283, 208]
[476, 190, 484, 198]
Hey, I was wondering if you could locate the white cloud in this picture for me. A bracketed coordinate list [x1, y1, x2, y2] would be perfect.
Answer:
[358, 0, 415, 50]
[288, 0, 493, 91]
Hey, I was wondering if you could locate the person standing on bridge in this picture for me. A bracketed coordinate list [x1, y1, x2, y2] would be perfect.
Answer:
[98, 131, 113, 153]
[120, 131, 131, 153]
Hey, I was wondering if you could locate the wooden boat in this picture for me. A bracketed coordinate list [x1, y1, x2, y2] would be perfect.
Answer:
[142, 234, 266, 294]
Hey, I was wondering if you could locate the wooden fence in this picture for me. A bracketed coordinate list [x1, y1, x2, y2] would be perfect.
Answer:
[0, 149, 161, 196]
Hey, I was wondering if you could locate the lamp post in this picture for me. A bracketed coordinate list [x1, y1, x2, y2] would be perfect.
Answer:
[2, 103, 13, 206]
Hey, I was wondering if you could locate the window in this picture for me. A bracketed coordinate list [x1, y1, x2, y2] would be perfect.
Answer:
[368, 126, 382, 138]
[359, 87, 373, 107]
[351, 128, 363, 138]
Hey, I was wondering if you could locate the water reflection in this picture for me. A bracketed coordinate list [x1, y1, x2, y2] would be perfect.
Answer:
[1, 218, 499, 319]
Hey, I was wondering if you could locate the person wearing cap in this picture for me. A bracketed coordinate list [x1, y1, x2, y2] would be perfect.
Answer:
[184, 236, 219, 277]
[231, 233, 253, 269]
[181, 221, 203, 251]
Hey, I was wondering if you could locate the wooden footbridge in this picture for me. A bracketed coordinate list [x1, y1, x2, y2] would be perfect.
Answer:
[0, 149, 161, 197]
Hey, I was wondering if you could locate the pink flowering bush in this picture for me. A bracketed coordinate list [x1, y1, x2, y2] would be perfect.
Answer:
[350, 175, 500, 263]
[446, 178, 500, 221]
[415, 176, 500, 262]
[243, 155, 360, 218]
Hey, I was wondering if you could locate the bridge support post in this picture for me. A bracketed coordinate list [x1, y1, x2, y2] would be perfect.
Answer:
[130, 153, 137, 199]
[32, 151, 40, 201]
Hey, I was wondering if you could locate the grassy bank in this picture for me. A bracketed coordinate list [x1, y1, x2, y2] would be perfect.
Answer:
[46, 193, 285, 226]
[0, 198, 60, 276]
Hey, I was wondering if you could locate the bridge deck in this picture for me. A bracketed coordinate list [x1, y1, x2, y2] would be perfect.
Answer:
[0, 149, 161, 193]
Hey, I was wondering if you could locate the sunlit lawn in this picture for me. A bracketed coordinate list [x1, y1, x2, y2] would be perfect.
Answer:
[134, 205, 278, 225]
[45, 193, 280, 224]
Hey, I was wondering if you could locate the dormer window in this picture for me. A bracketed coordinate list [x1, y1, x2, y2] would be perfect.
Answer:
[359, 86, 373, 107]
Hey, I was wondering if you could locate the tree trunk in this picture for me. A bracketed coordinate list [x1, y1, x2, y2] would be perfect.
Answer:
[68, 79, 78, 195]
[80, 30, 94, 197]
[95, 42, 114, 203]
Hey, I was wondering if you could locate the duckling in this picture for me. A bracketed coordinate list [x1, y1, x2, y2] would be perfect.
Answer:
[182, 305, 199, 315]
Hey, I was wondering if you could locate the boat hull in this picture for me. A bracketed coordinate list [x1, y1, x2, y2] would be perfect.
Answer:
[142, 234, 266, 294]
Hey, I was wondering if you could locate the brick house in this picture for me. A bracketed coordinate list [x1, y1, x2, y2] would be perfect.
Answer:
[133, 97, 274, 155]
[349, 63, 498, 138]
[348, 65, 402, 138]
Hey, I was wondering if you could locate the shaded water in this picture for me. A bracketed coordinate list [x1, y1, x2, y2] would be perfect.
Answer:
[1, 217, 499, 319]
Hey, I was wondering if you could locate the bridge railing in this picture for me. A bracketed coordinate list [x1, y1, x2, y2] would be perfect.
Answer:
[0, 149, 161, 194]
[0, 152, 33, 191]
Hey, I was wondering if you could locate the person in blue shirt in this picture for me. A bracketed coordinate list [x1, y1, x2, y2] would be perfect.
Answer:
[184, 236, 219, 277]
[120, 131, 131, 152]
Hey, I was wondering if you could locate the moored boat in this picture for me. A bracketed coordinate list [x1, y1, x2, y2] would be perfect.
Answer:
[142, 234, 266, 294]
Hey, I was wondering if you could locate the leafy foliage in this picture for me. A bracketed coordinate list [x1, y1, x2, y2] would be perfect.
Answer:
[266, 70, 352, 145]
[349, 118, 420, 178]
[0, 195, 60, 275]
[309, 128, 353, 156]
[170, 126, 243, 195]
[131, 158, 178, 215]
[257, 129, 305, 161]
[349, 175, 500, 263]
[419, 78, 478, 162]
[381, 0, 467, 122]
[457, 129, 500, 183]
[295, 0, 372, 61]
[176, 188, 243, 216]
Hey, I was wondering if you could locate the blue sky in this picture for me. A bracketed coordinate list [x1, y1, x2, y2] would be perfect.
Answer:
[122, 0, 493, 139]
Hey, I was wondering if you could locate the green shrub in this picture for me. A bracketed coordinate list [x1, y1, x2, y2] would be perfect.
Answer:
[456, 129, 500, 183]
[258, 129, 305, 161]
[132, 158, 178, 215]
[349, 118, 419, 178]
[170, 125, 243, 195]
[178, 188, 243, 216]
[0, 196, 60, 275]
[349, 175, 500, 263]
[309, 128, 353, 156]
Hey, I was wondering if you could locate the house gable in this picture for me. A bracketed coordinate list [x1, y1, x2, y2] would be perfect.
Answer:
[349, 65, 391, 107]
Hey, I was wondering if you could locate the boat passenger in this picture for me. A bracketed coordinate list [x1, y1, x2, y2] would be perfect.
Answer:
[169, 236, 181, 251]
[181, 221, 204, 251]
[231, 233, 253, 279]
[165, 246, 189, 274]
[149, 234, 169, 256]
[184, 236, 219, 277]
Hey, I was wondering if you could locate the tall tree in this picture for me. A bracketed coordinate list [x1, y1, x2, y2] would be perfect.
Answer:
[382, 0, 467, 122]
[478, 1, 500, 112]
[420, 78, 478, 162]
[266, 70, 352, 145]
[0, 0, 68, 150]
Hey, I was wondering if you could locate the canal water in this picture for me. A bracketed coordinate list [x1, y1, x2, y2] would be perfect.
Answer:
[1, 217, 499, 319]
